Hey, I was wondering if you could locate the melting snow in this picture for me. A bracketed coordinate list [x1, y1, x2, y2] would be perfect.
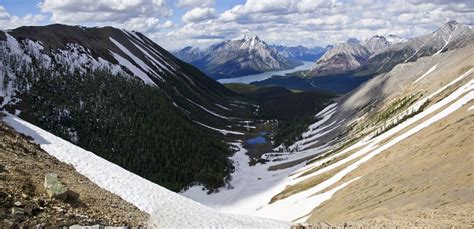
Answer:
[2, 113, 289, 229]
[194, 121, 244, 136]
[185, 98, 232, 120]
[109, 38, 159, 85]
[414, 64, 437, 83]
[110, 51, 157, 86]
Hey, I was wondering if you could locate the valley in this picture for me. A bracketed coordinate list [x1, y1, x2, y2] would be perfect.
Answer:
[0, 1, 473, 227]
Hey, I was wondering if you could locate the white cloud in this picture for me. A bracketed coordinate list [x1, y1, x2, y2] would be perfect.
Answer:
[37, 0, 173, 33]
[162, 20, 174, 29]
[177, 0, 215, 8]
[156, 0, 474, 50]
[38, 0, 171, 24]
[182, 7, 217, 23]
[0, 5, 46, 30]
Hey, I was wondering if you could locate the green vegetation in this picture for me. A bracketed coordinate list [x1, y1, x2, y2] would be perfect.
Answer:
[374, 99, 430, 138]
[374, 93, 419, 123]
[226, 83, 334, 147]
[3, 59, 234, 191]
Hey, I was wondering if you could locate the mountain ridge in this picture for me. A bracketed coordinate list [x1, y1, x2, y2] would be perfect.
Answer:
[173, 35, 303, 79]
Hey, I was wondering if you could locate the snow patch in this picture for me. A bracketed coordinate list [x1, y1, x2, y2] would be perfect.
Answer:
[414, 64, 437, 83]
[109, 37, 159, 85]
[194, 121, 244, 136]
[185, 98, 232, 120]
[2, 113, 289, 228]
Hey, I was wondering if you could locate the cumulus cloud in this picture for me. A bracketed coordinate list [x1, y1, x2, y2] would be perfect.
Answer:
[182, 7, 217, 23]
[0, 5, 46, 30]
[177, 0, 215, 8]
[158, 0, 474, 50]
[38, 0, 172, 33]
[162, 20, 174, 29]
[38, 0, 171, 24]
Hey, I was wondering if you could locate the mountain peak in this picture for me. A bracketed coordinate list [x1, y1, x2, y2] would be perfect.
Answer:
[387, 34, 405, 44]
[346, 38, 361, 44]
[239, 34, 260, 41]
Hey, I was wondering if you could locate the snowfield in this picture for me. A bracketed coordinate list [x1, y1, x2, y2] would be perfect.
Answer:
[2, 113, 290, 228]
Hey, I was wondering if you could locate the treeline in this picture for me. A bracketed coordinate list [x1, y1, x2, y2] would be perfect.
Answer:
[224, 84, 334, 147]
[258, 91, 333, 147]
[11, 66, 233, 191]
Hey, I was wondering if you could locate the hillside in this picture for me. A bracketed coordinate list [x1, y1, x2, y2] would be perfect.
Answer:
[1, 112, 290, 228]
[270, 44, 474, 225]
[0, 113, 147, 227]
[0, 24, 253, 192]
[182, 43, 474, 227]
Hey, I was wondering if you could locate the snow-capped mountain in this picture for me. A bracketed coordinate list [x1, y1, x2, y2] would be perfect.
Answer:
[386, 34, 406, 44]
[309, 40, 371, 76]
[269, 45, 326, 62]
[309, 21, 474, 77]
[364, 35, 391, 53]
[173, 35, 301, 79]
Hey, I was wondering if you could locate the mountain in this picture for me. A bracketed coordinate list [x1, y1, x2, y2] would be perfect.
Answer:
[182, 40, 474, 227]
[386, 34, 406, 44]
[365, 21, 474, 74]
[269, 45, 326, 62]
[309, 40, 371, 76]
[0, 24, 253, 192]
[363, 35, 390, 53]
[309, 21, 473, 77]
[173, 45, 204, 63]
[282, 43, 474, 227]
[173, 35, 301, 79]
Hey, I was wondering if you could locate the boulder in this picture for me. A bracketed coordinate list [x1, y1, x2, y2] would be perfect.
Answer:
[290, 223, 305, 229]
[44, 173, 68, 200]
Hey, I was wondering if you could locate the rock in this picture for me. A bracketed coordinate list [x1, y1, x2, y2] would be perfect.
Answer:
[14, 201, 22, 207]
[3, 219, 14, 226]
[291, 223, 305, 229]
[11, 207, 25, 215]
[44, 173, 68, 200]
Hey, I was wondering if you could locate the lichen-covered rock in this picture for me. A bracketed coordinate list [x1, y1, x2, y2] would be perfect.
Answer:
[44, 173, 68, 200]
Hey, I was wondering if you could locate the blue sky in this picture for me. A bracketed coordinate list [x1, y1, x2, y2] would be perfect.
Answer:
[0, 0, 472, 50]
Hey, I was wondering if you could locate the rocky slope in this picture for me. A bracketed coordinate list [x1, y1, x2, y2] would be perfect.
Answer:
[309, 40, 371, 76]
[174, 35, 301, 79]
[0, 114, 147, 227]
[262, 43, 474, 226]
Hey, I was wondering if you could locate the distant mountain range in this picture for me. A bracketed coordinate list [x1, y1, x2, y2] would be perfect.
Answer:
[309, 21, 473, 77]
[173, 35, 325, 79]
[269, 45, 326, 62]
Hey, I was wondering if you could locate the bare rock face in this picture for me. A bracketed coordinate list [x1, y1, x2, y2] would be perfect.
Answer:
[310, 41, 370, 76]
[44, 173, 68, 200]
